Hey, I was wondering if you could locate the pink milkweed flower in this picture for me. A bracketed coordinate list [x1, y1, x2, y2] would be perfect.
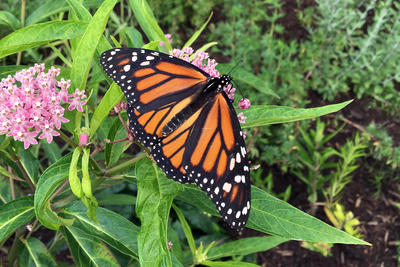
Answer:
[238, 98, 251, 109]
[160, 33, 173, 47]
[0, 64, 87, 149]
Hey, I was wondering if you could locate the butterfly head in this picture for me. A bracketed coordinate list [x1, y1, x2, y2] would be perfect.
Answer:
[220, 74, 232, 85]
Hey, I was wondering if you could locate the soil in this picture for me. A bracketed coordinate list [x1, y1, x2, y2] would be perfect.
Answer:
[243, 1, 400, 266]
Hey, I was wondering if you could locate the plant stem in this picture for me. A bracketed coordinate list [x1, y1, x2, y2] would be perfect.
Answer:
[104, 154, 147, 176]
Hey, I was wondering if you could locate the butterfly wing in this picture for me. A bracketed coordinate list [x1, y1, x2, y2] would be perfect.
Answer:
[153, 92, 251, 230]
[100, 48, 209, 140]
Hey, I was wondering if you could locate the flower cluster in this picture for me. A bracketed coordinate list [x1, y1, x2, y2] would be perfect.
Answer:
[170, 47, 251, 124]
[0, 64, 87, 149]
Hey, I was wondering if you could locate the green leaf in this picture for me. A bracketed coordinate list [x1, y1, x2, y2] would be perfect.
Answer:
[217, 64, 279, 98]
[60, 225, 120, 266]
[177, 185, 369, 245]
[0, 21, 88, 58]
[0, 197, 35, 243]
[0, 177, 12, 204]
[122, 27, 144, 47]
[25, 0, 69, 25]
[0, 11, 20, 30]
[129, 0, 172, 51]
[135, 158, 183, 267]
[19, 237, 57, 267]
[34, 153, 74, 230]
[63, 201, 139, 258]
[105, 116, 130, 167]
[184, 12, 213, 48]
[201, 260, 260, 267]
[242, 100, 353, 128]
[90, 83, 124, 137]
[70, 0, 118, 92]
[247, 186, 369, 245]
[18, 148, 39, 185]
[41, 141, 62, 164]
[207, 236, 288, 260]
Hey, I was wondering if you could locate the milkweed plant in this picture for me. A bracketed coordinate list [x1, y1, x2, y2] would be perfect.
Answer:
[0, 0, 368, 266]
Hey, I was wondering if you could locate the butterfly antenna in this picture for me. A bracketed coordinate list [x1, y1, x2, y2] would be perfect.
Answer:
[228, 60, 243, 75]
[232, 79, 246, 100]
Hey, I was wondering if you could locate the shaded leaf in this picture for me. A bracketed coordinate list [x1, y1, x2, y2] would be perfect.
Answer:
[207, 236, 288, 260]
[34, 154, 74, 230]
[0, 197, 34, 243]
[176, 185, 369, 245]
[60, 225, 120, 266]
[0, 11, 20, 30]
[19, 237, 57, 267]
[135, 158, 183, 267]
[63, 201, 139, 258]
[242, 101, 353, 128]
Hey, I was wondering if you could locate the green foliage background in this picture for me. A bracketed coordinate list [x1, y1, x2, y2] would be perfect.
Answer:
[1, 0, 397, 265]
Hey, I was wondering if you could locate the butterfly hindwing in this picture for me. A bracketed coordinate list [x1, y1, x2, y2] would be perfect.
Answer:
[181, 93, 251, 229]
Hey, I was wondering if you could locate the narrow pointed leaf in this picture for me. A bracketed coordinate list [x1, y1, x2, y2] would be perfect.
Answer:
[184, 12, 213, 48]
[60, 225, 120, 266]
[70, 0, 118, 92]
[129, 0, 171, 51]
[242, 100, 353, 128]
[176, 185, 369, 245]
[135, 158, 183, 267]
[89, 83, 124, 137]
[34, 154, 74, 230]
[0, 21, 88, 58]
[63, 201, 139, 258]
[207, 236, 288, 260]
[0, 197, 34, 243]
[0, 11, 20, 30]
[19, 237, 57, 267]
[18, 148, 39, 184]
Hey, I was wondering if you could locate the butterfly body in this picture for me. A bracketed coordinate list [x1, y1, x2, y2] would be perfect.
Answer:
[101, 48, 250, 230]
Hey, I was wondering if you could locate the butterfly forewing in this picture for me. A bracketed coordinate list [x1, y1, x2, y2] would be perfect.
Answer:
[100, 48, 251, 231]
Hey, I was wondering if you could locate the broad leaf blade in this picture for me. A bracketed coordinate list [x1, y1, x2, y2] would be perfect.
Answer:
[177, 185, 369, 245]
[129, 0, 171, 51]
[89, 83, 124, 137]
[0, 21, 88, 58]
[242, 101, 353, 128]
[248, 186, 369, 245]
[207, 236, 288, 260]
[19, 237, 57, 267]
[60, 225, 120, 266]
[25, 0, 69, 25]
[105, 115, 130, 167]
[0, 197, 35, 243]
[135, 158, 183, 267]
[34, 153, 74, 230]
[18, 148, 39, 184]
[63, 201, 139, 258]
[0, 11, 20, 30]
[70, 0, 118, 92]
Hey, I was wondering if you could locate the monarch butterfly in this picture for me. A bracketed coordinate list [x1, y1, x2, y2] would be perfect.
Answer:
[100, 48, 250, 230]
